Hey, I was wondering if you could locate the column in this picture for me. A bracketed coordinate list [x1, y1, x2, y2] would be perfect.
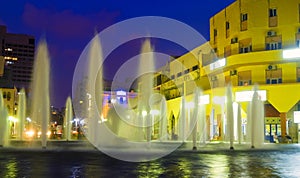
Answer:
[280, 112, 287, 137]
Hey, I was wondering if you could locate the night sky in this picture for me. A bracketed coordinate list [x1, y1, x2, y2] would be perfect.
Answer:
[0, 0, 235, 108]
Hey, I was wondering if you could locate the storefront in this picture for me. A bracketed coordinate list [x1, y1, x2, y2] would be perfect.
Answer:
[265, 117, 281, 143]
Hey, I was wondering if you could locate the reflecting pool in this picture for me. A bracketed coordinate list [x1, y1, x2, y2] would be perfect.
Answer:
[1, 144, 300, 177]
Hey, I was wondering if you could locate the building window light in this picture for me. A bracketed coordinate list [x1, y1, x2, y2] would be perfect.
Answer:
[283, 48, 300, 59]
[210, 58, 226, 70]
[5, 48, 13, 51]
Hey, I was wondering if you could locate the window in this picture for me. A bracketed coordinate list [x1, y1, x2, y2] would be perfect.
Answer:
[241, 13, 248, 21]
[192, 65, 199, 71]
[299, 4, 300, 22]
[7, 92, 11, 101]
[213, 29, 218, 43]
[297, 67, 300, 82]
[226, 21, 230, 38]
[266, 35, 282, 50]
[266, 42, 282, 50]
[238, 71, 252, 86]
[239, 46, 252, 53]
[226, 21, 230, 30]
[266, 68, 282, 84]
[177, 72, 182, 78]
[224, 45, 231, 57]
[239, 38, 252, 53]
[269, 8, 277, 17]
[240, 13, 248, 31]
[269, 8, 278, 27]
[214, 29, 218, 37]
[297, 39, 300, 48]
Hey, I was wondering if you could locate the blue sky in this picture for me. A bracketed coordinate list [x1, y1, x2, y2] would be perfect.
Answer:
[0, 0, 235, 107]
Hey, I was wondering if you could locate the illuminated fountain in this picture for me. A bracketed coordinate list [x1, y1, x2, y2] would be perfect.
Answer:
[192, 88, 199, 150]
[64, 96, 73, 141]
[17, 88, 26, 141]
[249, 85, 265, 148]
[30, 39, 50, 149]
[0, 90, 9, 147]
[137, 39, 155, 144]
[226, 84, 234, 149]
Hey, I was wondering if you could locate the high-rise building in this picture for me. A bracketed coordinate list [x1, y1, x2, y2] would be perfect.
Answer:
[0, 25, 35, 90]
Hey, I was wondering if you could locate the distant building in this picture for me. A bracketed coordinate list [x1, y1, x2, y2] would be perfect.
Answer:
[0, 25, 35, 90]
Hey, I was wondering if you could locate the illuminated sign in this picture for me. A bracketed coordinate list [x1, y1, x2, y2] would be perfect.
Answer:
[283, 48, 300, 59]
[210, 58, 226, 70]
[235, 90, 267, 102]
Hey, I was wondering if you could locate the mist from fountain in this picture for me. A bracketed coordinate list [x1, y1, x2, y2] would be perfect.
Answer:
[17, 88, 26, 141]
[64, 96, 73, 141]
[30, 39, 50, 148]
[0, 90, 9, 147]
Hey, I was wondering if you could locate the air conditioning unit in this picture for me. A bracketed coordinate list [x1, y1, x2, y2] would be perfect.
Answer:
[230, 70, 237, 76]
[267, 65, 277, 70]
[211, 76, 217, 81]
[231, 37, 238, 44]
[267, 31, 276, 36]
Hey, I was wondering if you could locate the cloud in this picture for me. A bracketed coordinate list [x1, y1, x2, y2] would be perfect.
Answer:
[22, 3, 120, 40]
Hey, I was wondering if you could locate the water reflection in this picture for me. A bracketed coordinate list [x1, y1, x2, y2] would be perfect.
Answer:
[5, 158, 17, 178]
[135, 162, 164, 177]
[0, 149, 300, 177]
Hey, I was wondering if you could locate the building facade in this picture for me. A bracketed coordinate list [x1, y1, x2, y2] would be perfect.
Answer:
[156, 0, 300, 143]
[0, 25, 35, 90]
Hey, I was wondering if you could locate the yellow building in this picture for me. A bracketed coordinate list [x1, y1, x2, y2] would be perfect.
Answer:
[1, 87, 17, 116]
[157, 0, 300, 142]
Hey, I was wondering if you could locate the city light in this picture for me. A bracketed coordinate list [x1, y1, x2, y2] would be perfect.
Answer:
[200, 94, 210, 104]
[283, 48, 300, 59]
[210, 58, 226, 70]
[8, 116, 18, 122]
[235, 90, 267, 102]
[294, 111, 300, 123]
[142, 110, 147, 117]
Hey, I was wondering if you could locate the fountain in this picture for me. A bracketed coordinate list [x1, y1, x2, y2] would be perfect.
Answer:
[192, 88, 199, 150]
[198, 90, 207, 145]
[17, 88, 26, 141]
[226, 83, 234, 149]
[249, 85, 265, 148]
[85, 34, 103, 146]
[30, 39, 50, 149]
[0, 90, 9, 147]
[64, 96, 73, 141]
[179, 96, 186, 142]
[237, 102, 242, 144]
[137, 39, 155, 143]
[159, 95, 168, 141]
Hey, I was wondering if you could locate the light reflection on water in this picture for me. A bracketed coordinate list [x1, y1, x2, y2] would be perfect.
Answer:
[1, 149, 300, 177]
